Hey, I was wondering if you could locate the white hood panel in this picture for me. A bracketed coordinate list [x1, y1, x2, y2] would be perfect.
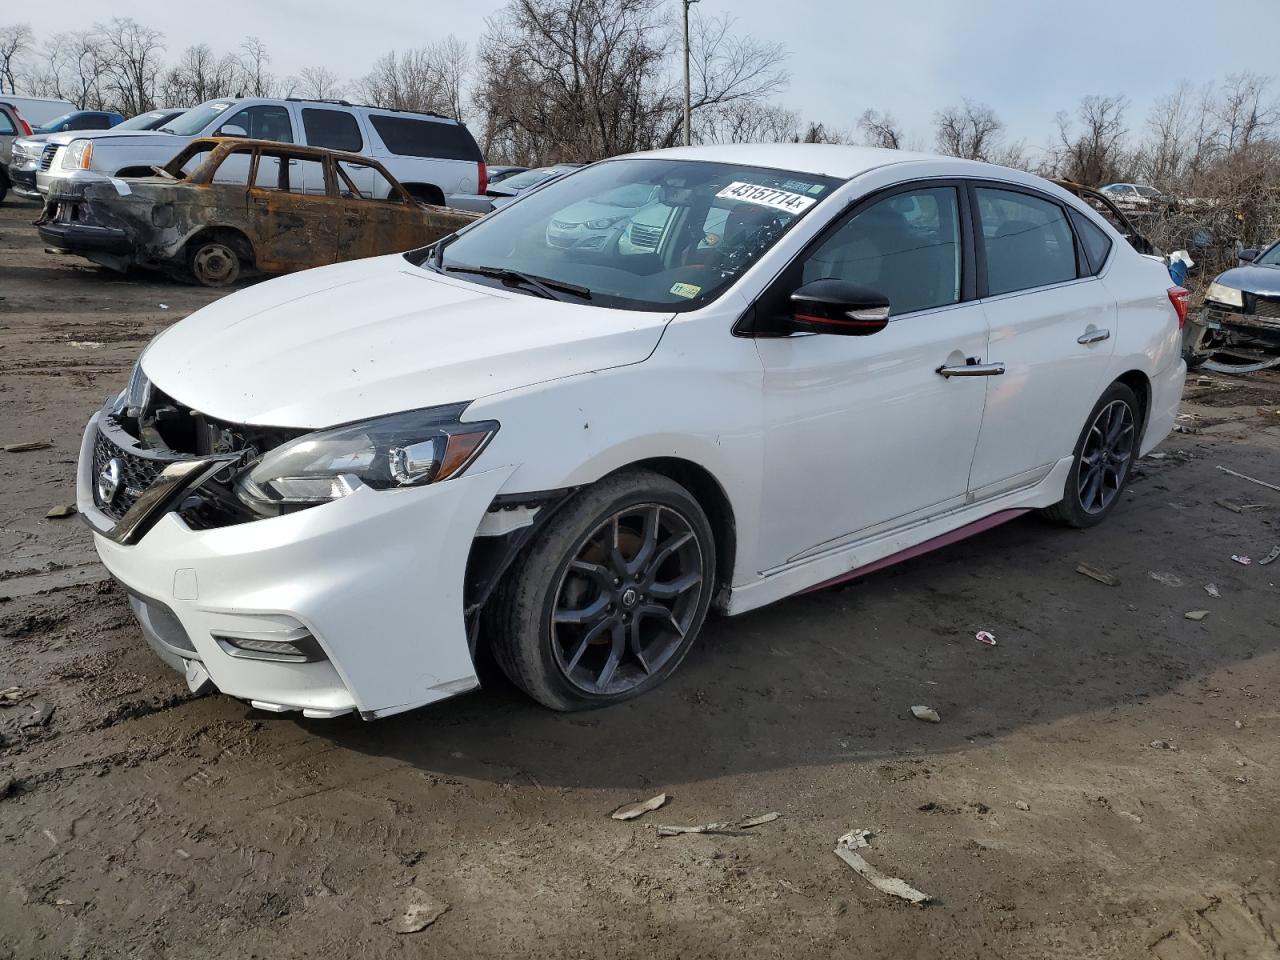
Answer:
[143, 256, 672, 428]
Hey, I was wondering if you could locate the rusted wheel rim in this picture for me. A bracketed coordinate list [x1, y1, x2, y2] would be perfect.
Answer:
[192, 243, 239, 286]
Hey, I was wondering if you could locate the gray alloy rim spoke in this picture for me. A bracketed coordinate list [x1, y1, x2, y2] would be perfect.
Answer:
[565, 618, 613, 673]
[554, 593, 611, 625]
[647, 570, 702, 600]
[551, 502, 704, 696]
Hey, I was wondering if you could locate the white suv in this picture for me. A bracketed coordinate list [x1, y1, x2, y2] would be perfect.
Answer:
[39, 97, 486, 204]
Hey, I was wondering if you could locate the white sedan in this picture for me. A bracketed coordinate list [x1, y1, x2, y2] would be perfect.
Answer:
[76, 144, 1188, 718]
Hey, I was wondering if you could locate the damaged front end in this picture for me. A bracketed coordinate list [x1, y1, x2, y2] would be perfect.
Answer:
[36, 179, 182, 274]
[1189, 296, 1280, 374]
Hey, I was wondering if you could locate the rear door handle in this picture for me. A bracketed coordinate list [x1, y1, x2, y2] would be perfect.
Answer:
[1077, 327, 1111, 345]
[937, 358, 1005, 377]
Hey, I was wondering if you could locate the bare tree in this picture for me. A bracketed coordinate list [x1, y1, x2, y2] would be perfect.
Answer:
[698, 100, 798, 144]
[857, 108, 902, 149]
[357, 40, 467, 117]
[161, 43, 239, 107]
[0, 22, 33, 95]
[289, 65, 344, 101]
[237, 36, 276, 97]
[934, 99, 1003, 161]
[1216, 71, 1279, 151]
[97, 17, 165, 115]
[796, 121, 852, 144]
[1053, 94, 1130, 185]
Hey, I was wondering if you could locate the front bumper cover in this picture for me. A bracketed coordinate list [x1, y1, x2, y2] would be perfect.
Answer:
[77, 411, 516, 719]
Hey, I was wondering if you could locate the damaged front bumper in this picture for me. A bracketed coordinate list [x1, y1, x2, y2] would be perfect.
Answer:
[77, 409, 517, 719]
[1187, 304, 1280, 371]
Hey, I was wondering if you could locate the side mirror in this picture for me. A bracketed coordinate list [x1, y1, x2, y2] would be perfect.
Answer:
[216, 124, 248, 138]
[1239, 248, 1259, 263]
[788, 279, 890, 336]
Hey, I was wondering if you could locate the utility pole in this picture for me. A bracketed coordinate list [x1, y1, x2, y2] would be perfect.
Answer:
[682, 0, 698, 146]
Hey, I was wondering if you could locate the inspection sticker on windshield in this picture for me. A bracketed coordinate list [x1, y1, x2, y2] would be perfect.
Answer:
[716, 181, 818, 215]
[670, 282, 701, 299]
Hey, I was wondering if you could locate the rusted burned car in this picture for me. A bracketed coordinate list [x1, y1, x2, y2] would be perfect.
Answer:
[36, 138, 478, 286]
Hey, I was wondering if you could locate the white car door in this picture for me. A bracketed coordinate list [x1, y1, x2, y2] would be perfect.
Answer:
[753, 183, 992, 573]
[966, 184, 1117, 498]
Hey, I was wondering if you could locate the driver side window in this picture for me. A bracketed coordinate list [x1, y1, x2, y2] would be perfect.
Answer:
[220, 105, 294, 143]
[801, 186, 961, 316]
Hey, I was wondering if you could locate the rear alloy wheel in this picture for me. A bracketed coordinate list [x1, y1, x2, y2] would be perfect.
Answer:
[1044, 382, 1140, 528]
[488, 469, 716, 710]
[187, 240, 241, 287]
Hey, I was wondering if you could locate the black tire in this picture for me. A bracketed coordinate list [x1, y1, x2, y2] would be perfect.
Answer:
[0, 174, 8, 204]
[186, 238, 242, 287]
[405, 184, 446, 207]
[487, 468, 716, 711]
[1043, 381, 1141, 528]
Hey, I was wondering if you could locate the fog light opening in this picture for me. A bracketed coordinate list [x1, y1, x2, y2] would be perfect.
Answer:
[212, 628, 326, 663]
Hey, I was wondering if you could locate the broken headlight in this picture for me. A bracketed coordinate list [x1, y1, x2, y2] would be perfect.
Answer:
[1205, 281, 1243, 309]
[234, 404, 498, 513]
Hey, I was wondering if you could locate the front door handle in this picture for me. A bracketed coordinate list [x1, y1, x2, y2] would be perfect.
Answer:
[937, 358, 1006, 377]
[1077, 327, 1111, 345]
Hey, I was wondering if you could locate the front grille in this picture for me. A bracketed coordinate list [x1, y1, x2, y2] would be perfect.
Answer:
[91, 421, 186, 521]
[38, 144, 58, 172]
[1253, 296, 1280, 320]
[628, 223, 662, 249]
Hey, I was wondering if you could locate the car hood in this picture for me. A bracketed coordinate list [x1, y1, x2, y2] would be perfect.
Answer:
[43, 128, 176, 147]
[1214, 263, 1280, 297]
[142, 255, 673, 428]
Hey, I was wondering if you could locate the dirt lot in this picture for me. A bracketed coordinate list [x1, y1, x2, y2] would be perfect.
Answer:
[2, 195, 1280, 959]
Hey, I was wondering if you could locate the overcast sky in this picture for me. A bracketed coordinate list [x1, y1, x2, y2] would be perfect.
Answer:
[23, 0, 1280, 159]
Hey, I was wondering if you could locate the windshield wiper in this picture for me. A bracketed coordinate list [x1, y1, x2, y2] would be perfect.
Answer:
[442, 263, 592, 301]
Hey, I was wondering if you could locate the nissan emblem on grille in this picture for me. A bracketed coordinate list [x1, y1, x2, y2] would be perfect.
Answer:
[97, 458, 123, 505]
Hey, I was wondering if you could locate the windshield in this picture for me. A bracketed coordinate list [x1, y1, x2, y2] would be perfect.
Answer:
[162, 101, 234, 136]
[416, 158, 840, 312]
[1258, 242, 1280, 267]
[1134, 185, 1160, 198]
[498, 167, 565, 192]
[116, 111, 170, 131]
[36, 113, 74, 132]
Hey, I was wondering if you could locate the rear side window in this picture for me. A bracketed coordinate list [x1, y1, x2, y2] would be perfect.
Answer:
[1070, 210, 1113, 274]
[369, 115, 481, 162]
[302, 108, 363, 152]
[0, 110, 14, 135]
[975, 187, 1077, 296]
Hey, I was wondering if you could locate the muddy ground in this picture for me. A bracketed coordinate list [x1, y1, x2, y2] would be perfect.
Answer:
[2, 195, 1280, 959]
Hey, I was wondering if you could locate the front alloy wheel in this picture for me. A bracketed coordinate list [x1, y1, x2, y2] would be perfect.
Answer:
[488, 469, 716, 711]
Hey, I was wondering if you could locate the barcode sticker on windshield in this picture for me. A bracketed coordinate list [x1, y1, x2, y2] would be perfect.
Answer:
[715, 181, 818, 215]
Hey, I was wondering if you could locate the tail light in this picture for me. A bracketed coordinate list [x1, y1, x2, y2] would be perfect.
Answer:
[15, 111, 32, 136]
[1167, 286, 1190, 329]
[477, 161, 488, 196]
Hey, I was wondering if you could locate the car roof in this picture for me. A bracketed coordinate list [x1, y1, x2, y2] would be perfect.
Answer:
[614, 143, 1014, 182]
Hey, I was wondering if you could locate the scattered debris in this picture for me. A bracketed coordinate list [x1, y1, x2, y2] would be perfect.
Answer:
[1215, 499, 1245, 514]
[1204, 583, 1221, 598]
[837, 828, 872, 849]
[610, 793, 669, 821]
[3, 441, 52, 453]
[1185, 610, 1209, 621]
[1234, 776, 1249, 785]
[67, 340, 103, 350]
[1234, 720, 1244, 730]
[1146, 452, 1168, 460]
[0, 775, 16, 800]
[1148, 739, 1175, 750]
[1148, 571, 1183, 587]
[974, 630, 997, 646]
[53, 899, 73, 907]
[0, 686, 28, 704]
[655, 812, 780, 837]
[20, 702, 54, 728]
[158, 303, 170, 310]
[1259, 546, 1280, 566]
[1217, 465, 1280, 494]
[1076, 562, 1119, 586]
[45, 504, 76, 519]
[1231, 555, 1252, 566]
[1014, 800, 1030, 811]
[910, 705, 940, 724]
[834, 832, 931, 905]
[1119, 811, 1143, 824]
[391, 887, 450, 934]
